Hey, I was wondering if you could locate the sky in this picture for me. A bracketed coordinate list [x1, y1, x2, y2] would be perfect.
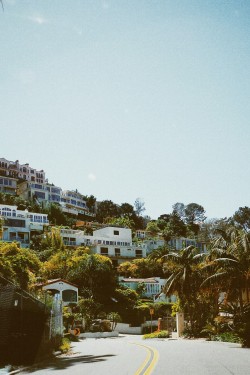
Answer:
[1, 0, 250, 221]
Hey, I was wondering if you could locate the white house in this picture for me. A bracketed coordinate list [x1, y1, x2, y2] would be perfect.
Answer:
[41, 279, 78, 306]
[0, 204, 49, 248]
[60, 226, 147, 266]
[118, 276, 176, 302]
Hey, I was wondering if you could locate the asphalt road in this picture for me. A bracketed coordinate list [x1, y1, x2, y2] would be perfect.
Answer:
[17, 335, 250, 375]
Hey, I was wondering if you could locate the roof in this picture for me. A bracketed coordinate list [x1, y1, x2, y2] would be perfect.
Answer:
[39, 278, 78, 288]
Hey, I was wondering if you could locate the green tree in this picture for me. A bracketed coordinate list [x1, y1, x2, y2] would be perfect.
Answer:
[120, 203, 136, 218]
[107, 216, 135, 229]
[117, 258, 164, 278]
[67, 254, 116, 303]
[163, 246, 206, 335]
[202, 229, 250, 309]
[184, 203, 206, 224]
[231, 207, 250, 232]
[162, 212, 187, 241]
[96, 200, 120, 223]
[146, 221, 160, 237]
[0, 242, 41, 290]
[84, 195, 97, 213]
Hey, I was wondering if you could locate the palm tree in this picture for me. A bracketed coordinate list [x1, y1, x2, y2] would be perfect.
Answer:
[162, 246, 205, 334]
[202, 228, 250, 311]
[147, 245, 170, 262]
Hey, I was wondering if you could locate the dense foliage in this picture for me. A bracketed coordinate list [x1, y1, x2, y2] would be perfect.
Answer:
[1, 191, 250, 346]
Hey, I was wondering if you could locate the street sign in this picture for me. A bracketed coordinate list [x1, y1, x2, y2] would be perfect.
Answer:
[150, 309, 154, 315]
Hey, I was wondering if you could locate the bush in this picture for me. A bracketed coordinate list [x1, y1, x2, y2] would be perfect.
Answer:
[212, 332, 241, 344]
[143, 330, 169, 339]
[59, 337, 71, 353]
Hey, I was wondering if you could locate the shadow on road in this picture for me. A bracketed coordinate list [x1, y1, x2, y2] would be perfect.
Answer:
[23, 354, 116, 373]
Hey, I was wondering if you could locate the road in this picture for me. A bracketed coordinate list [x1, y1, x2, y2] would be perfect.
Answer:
[18, 335, 250, 375]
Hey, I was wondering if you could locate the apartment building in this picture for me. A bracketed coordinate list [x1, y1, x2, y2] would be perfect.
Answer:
[18, 181, 62, 204]
[0, 176, 18, 195]
[0, 158, 46, 183]
[0, 204, 49, 248]
[60, 190, 94, 217]
[0, 158, 95, 219]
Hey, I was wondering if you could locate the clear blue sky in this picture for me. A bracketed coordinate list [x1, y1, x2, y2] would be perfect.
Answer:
[1, 0, 250, 220]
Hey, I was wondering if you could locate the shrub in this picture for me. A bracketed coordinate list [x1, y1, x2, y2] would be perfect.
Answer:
[143, 330, 169, 339]
[59, 337, 71, 353]
[213, 332, 241, 344]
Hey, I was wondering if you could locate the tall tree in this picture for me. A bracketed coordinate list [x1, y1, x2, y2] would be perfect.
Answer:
[85, 195, 97, 213]
[231, 207, 250, 232]
[202, 228, 250, 309]
[134, 198, 145, 216]
[146, 221, 160, 237]
[96, 200, 120, 223]
[172, 202, 185, 218]
[120, 203, 136, 218]
[163, 246, 206, 334]
[162, 212, 187, 241]
[184, 203, 206, 224]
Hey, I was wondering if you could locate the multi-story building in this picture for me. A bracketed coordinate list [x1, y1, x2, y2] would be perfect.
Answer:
[59, 226, 147, 266]
[0, 158, 46, 183]
[0, 204, 49, 248]
[60, 190, 94, 217]
[0, 176, 18, 195]
[0, 158, 95, 219]
[18, 181, 62, 204]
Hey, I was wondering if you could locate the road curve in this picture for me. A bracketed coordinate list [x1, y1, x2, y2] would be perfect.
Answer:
[18, 335, 250, 375]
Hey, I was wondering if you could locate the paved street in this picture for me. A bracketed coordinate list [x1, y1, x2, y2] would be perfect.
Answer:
[16, 335, 250, 375]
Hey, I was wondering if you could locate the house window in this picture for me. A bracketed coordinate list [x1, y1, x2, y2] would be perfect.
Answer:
[135, 249, 142, 258]
[100, 247, 108, 255]
[115, 248, 120, 256]
[62, 289, 77, 302]
[114, 230, 119, 235]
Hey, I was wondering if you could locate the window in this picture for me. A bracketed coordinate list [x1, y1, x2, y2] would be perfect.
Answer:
[6, 218, 25, 227]
[135, 249, 143, 258]
[100, 247, 108, 255]
[62, 289, 77, 302]
[34, 191, 45, 199]
[115, 248, 120, 256]
[114, 230, 119, 235]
